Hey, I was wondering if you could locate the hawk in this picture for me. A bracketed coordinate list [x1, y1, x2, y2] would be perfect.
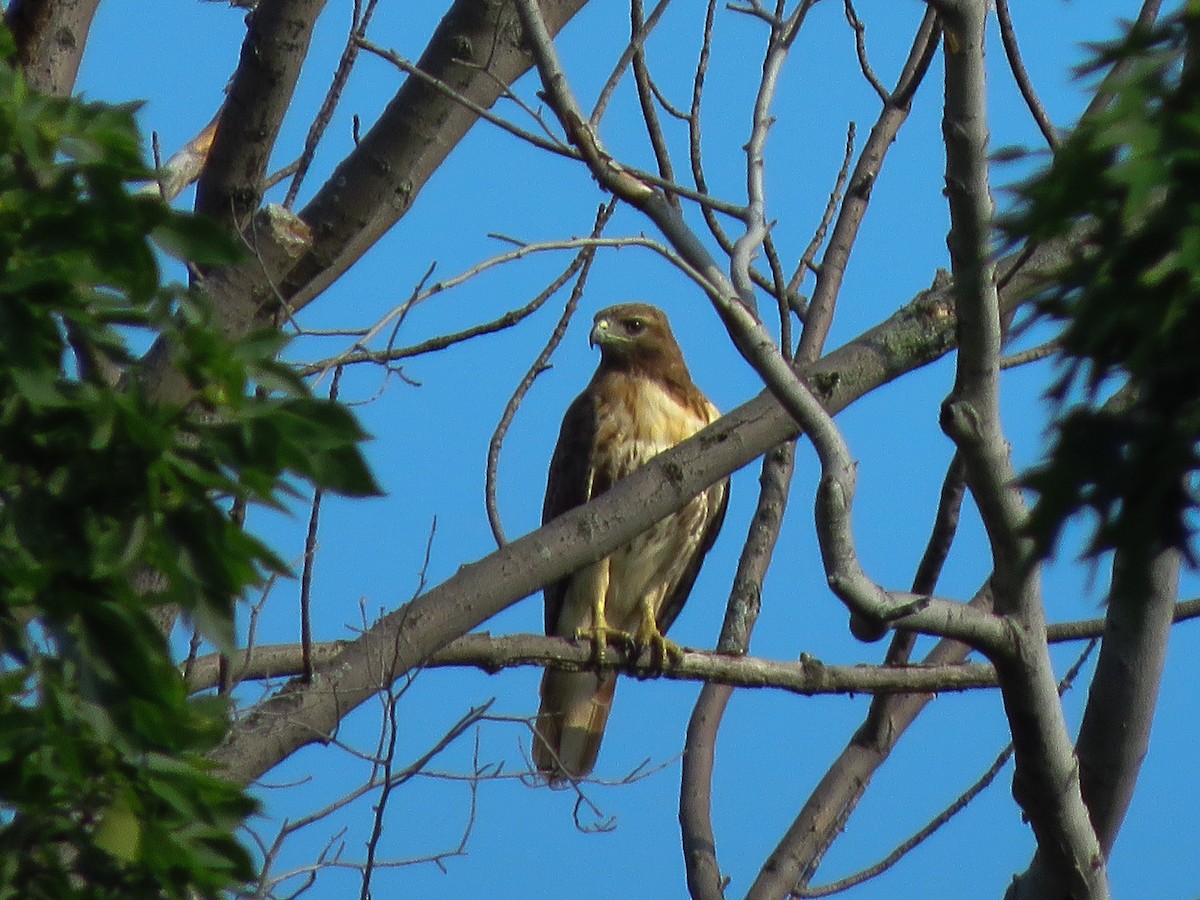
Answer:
[533, 303, 729, 785]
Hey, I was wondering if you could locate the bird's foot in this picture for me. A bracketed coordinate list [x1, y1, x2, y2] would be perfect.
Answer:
[633, 607, 684, 669]
[574, 621, 635, 666]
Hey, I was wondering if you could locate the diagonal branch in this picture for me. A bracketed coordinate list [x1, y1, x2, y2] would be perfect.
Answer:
[195, 0, 328, 230]
[681, 440, 796, 900]
[5, 0, 100, 95]
[748, 583, 996, 899]
[796, 8, 941, 359]
[208, 267, 968, 786]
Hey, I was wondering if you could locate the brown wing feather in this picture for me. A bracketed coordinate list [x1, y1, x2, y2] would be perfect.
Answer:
[655, 476, 729, 634]
[541, 389, 599, 634]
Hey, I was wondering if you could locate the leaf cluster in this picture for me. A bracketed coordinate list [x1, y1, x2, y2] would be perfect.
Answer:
[1002, 7, 1200, 568]
[0, 30, 379, 898]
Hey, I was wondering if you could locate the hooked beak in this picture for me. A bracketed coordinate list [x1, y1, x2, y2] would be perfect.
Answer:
[589, 316, 610, 349]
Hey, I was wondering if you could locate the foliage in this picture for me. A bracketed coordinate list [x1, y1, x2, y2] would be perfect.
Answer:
[0, 28, 379, 899]
[1003, 5, 1200, 568]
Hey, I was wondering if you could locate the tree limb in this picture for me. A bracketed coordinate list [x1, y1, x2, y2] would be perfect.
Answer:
[190, 632, 1002, 697]
[937, 1, 1107, 894]
[195, 0, 328, 230]
[5, 0, 100, 95]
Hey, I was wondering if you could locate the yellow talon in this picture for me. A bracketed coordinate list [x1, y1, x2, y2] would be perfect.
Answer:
[633, 602, 684, 668]
[575, 601, 634, 665]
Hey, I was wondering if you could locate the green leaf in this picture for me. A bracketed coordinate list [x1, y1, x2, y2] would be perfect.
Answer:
[93, 796, 142, 863]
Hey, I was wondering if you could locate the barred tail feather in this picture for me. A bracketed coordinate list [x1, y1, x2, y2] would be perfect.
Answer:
[533, 669, 617, 785]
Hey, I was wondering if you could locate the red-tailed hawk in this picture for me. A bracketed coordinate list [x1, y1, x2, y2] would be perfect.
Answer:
[533, 303, 729, 785]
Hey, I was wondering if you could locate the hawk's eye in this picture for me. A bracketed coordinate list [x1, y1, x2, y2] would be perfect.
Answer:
[625, 318, 645, 335]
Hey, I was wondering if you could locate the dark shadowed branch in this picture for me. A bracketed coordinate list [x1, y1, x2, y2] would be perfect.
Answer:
[6, 0, 100, 95]
[195, 0, 325, 230]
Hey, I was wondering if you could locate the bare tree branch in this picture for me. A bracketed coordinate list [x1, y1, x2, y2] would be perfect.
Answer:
[1082, 562, 1184, 810]
[994, 0, 1059, 149]
[629, 0, 680, 208]
[5, 0, 100, 95]
[193, 632, 1004, 698]
[183, 595, 1200, 696]
[196, 0, 327, 230]
[842, 0, 889, 104]
[278, 0, 591, 311]
[285, 0, 381, 209]
[797, 637, 1100, 898]
[937, 1, 1107, 893]
[747, 584, 995, 900]
[747, 448, 966, 894]
[796, 7, 941, 360]
[589, 0, 674, 127]
[681, 440, 796, 900]
[1012, 546, 1183, 899]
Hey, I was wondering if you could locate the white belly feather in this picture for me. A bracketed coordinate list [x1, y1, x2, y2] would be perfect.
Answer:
[555, 377, 723, 636]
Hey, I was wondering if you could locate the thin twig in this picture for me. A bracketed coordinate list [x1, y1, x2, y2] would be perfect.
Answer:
[843, 0, 889, 104]
[690, 0, 734, 254]
[630, 0, 680, 208]
[731, 1, 814, 312]
[357, 37, 578, 160]
[590, 0, 675, 127]
[787, 120, 856, 311]
[994, 0, 1059, 149]
[360, 685, 401, 900]
[285, 0, 382, 208]
[299, 367, 342, 682]
[300, 233, 697, 379]
[486, 202, 615, 546]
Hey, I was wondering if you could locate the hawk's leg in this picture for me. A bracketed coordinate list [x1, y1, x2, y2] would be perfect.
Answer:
[633, 601, 684, 668]
[574, 596, 635, 665]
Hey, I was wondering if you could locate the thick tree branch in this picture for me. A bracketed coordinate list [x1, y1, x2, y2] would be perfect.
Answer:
[1080, 550, 1182, 844]
[937, 2, 1107, 895]
[5, 0, 99, 96]
[195, 0, 327, 230]
[1011, 547, 1183, 900]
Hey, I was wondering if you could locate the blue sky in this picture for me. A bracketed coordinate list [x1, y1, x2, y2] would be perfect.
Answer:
[78, 2, 1199, 897]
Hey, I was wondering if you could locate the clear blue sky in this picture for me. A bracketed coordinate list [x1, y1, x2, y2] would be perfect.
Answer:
[78, 2, 1198, 897]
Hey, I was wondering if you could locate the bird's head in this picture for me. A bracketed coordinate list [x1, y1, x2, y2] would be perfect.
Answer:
[589, 303, 684, 375]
